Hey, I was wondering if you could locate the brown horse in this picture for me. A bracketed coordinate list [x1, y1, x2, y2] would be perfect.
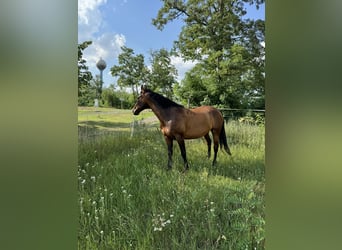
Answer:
[132, 85, 231, 171]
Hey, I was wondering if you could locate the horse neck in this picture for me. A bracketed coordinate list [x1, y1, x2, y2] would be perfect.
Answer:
[145, 97, 172, 123]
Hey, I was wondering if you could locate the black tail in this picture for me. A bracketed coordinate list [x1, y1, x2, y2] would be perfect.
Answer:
[219, 121, 232, 156]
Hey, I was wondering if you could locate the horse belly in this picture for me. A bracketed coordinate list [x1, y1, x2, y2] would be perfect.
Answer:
[184, 121, 210, 139]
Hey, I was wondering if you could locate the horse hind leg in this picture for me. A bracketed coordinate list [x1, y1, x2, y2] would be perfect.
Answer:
[204, 133, 211, 159]
[165, 136, 173, 170]
[175, 136, 189, 171]
[212, 131, 220, 166]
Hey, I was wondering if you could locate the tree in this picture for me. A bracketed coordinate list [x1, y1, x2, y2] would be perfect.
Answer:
[93, 75, 103, 99]
[110, 46, 149, 97]
[149, 48, 178, 98]
[101, 84, 117, 107]
[174, 64, 208, 107]
[152, 0, 265, 109]
[78, 41, 93, 105]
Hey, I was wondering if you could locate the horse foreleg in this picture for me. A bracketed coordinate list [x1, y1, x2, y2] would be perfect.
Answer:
[165, 136, 173, 170]
[176, 136, 189, 171]
[204, 133, 211, 159]
[212, 132, 219, 166]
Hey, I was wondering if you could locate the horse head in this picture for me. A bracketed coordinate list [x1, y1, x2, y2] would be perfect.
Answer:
[132, 85, 151, 115]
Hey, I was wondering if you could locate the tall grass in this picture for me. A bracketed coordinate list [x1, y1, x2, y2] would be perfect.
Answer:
[78, 119, 265, 249]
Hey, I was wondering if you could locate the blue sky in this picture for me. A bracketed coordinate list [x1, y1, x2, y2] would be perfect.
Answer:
[78, 0, 264, 88]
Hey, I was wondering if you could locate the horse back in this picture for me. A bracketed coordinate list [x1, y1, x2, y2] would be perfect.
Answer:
[191, 106, 224, 126]
[181, 106, 223, 139]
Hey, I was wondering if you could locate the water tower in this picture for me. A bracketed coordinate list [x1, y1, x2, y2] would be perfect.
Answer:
[95, 57, 106, 107]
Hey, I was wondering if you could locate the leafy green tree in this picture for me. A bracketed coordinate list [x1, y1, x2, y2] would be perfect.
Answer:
[149, 48, 178, 98]
[110, 46, 150, 97]
[93, 75, 103, 99]
[78, 41, 93, 105]
[174, 64, 207, 107]
[101, 84, 118, 107]
[152, 0, 265, 109]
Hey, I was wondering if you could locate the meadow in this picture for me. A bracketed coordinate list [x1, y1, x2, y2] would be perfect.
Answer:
[78, 107, 265, 249]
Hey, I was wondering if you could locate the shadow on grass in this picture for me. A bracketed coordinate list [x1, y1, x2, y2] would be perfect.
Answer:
[213, 158, 265, 182]
[170, 147, 264, 183]
[78, 120, 131, 130]
[78, 120, 161, 143]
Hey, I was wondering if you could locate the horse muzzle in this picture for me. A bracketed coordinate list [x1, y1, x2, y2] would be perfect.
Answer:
[132, 107, 140, 115]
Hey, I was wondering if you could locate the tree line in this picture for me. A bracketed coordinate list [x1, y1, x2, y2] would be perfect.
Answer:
[78, 0, 265, 111]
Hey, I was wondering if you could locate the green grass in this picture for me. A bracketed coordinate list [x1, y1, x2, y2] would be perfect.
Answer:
[78, 108, 265, 249]
[78, 107, 155, 132]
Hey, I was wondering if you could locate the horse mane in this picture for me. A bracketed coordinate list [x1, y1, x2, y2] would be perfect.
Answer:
[145, 89, 184, 109]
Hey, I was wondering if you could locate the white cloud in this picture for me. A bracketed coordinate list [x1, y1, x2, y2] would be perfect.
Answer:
[83, 33, 126, 64]
[82, 33, 126, 81]
[78, 0, 107, 41]
[78, 0, 127, 86]
[170, 56, 198, 82]
[78, 0, 107, 25]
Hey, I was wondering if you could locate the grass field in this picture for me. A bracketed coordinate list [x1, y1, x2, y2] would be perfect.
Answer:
[78, 107, 265, 249]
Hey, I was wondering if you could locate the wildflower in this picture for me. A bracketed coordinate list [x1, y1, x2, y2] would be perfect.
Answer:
[100, 230, 103, 234]
[91, 176, 96, 182]
[163, 219, 171, 226]
[122, 189, 127, 194]
[81, 179, 86, 184]
[210, 201, 214, 205]
[170, 214, 174, 218]
[210, 208, 215, 213]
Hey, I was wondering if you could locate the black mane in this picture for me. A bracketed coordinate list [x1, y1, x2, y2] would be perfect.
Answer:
[146, 89, 183, 109]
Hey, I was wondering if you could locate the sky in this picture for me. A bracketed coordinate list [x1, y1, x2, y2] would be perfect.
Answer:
[78, 0, 265, 88]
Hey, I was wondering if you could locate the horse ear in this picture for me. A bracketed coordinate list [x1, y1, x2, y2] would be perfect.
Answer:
[141, 85, 149, 93]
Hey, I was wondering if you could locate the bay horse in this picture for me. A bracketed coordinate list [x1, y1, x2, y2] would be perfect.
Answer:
[132, 85, 231, 171]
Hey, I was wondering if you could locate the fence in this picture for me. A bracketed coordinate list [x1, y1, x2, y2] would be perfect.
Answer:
[218, 108, 265, 121]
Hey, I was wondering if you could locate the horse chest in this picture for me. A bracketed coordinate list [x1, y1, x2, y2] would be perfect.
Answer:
[161, 120, 175, 137]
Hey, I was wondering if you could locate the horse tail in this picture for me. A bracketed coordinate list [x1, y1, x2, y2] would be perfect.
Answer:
[219, 121, 232, 156]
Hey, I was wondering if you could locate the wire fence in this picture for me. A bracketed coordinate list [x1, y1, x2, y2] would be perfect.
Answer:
[218, 108, 265, 121]
[78, 108, 265, 141]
